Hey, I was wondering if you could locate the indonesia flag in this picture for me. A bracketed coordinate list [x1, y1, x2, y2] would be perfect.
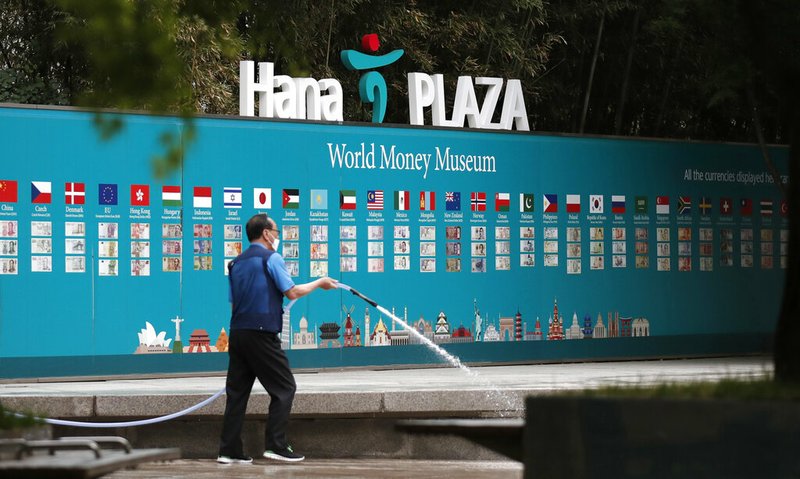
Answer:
[193, 186, 212, 208]
[65, 182, 85, 205]
[566, 194, 580, 213]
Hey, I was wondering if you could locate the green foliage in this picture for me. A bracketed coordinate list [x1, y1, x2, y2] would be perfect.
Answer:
[0, 402, 40, 431]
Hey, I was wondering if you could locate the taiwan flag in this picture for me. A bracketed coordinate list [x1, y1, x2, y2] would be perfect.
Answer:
[470, 192, 486, 212]
[0, 180, 17, 203]
[445, 191, 461, 211]
[31, 181, 52, 204]
[130, 184, 150, 206]
[65, 182, 85, 205]
[740, 198, 752, 216]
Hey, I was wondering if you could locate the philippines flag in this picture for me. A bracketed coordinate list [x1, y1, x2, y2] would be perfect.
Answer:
[543, 194, 558, 213]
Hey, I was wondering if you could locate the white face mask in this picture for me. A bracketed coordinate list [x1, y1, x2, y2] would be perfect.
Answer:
[268, 231, 280, 252]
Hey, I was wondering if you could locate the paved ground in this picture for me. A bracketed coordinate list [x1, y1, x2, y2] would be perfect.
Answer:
[105, 459, 523, 478]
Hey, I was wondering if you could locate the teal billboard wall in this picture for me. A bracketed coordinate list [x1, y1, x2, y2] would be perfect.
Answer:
[0, 105, 788, 378]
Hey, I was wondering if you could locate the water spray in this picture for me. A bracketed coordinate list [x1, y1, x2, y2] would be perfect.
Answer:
[7, 283, 519, 428]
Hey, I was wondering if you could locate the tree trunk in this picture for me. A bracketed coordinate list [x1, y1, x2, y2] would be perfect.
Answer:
[579, 0, 607, 134]
[774, 102, 800, 383]
[614, 6, 641, 136]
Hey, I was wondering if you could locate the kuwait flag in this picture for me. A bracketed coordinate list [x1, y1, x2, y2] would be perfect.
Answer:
[495, 192, 510, 212]
[612, 195, 625, 214]
[566, 194, 580, 213]
[0, 180, 18, 203]
[394, 190, 410, 210]
[339, 190, 356, 209]
[656, 196, 670, 215]
[31, 181, 52, 204]
[283, 189, 300, 209]
[420, 191, 436, 211]
[193, 186, 212, 208]
[65, 182, 85, 205]
[162, 185, 181, 207]
[543, 194, 557, 213]
[470, 192, 486, 212]
[253, 188, 271, 209]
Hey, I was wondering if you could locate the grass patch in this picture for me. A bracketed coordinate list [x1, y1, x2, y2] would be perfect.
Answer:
[0, 402, 41, 431]
[575, 376, 800, 401]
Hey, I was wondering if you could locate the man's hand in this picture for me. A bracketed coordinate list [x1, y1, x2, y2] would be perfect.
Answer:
[317, 277, 338, 290]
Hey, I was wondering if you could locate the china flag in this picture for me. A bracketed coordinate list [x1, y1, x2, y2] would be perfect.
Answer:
[0, 180, 17, 203]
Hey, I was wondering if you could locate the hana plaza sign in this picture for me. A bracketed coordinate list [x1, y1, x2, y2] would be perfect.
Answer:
[239, 34, 529, 131]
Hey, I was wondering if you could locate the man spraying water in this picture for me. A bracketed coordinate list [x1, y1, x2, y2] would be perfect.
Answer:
[218, 213, 337, 464]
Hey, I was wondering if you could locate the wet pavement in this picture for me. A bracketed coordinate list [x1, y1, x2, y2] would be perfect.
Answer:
[106, 459, 523, 479]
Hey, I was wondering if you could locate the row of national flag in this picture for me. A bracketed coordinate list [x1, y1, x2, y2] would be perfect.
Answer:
[0, 181, 788, 216]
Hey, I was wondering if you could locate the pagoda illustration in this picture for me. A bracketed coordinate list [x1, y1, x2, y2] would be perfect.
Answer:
[547, 298, 564, 340]
[319, 322, 341, 348]
[433, 311, 450, 344]
[514, 310, 523, 341]
[371, 317, 391, 346]
[582, 315, 594, 339]
[186, 329, 212, 353]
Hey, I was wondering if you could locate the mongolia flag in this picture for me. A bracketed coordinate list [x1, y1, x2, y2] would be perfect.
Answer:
[65, 182, 85, 205]
[193, 186, 212, 208]
[543, 194, 557, 213]
[130, 184, 150, 206]
[339, 190, 356, 209]
[420, 191, 436, 211]
[612, 195, 625, 214]
[656, 196, 670, 215]
[566, 194, 580, 213]
[31, 181, 52, 204]
[394, 190, 410, 210]
[0, 180, 18, 203]
[495, 192, 510, 212]
[162, 185, 181, 207]
[445, 191, 461, 211]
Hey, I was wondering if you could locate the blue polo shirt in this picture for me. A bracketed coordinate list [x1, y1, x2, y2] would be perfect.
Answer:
[228, 243, 295, 332]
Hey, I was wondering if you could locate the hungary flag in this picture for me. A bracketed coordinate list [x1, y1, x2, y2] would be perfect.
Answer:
[162, 185, 181, 207]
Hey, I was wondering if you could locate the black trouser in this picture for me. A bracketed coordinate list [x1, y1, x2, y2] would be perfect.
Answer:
[219, 329, 296, 456]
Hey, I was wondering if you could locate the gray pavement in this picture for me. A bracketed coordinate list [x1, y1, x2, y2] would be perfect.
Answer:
[105, 459, 523, 479]
[0, 356, 772, 420]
